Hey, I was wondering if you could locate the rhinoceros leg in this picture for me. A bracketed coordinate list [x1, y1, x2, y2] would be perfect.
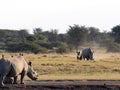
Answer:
[83, 56, 85, 60]
[20, 71, 26, 84]
[86, 57, 89, 60]
[4, 77, 13, 84]
[0, 75, 6, 86]
[86, 56, 89, 60]
[13, 76, 18, 84]
[79, 55, 82, 60]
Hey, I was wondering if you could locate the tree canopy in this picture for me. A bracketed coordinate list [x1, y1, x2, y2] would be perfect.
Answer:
[67, 25, 88, 51]
[0, 24, 120, 53]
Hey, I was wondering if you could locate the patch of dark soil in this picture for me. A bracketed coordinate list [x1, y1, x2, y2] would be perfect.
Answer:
[0, 80, 120, 90]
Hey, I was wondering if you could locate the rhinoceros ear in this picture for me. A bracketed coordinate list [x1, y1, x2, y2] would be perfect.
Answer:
[19, 53, 24, 56]
[28, 61, 32, 66]
[21, 53, 23, 56]
[2, 54, 4, 59]
[19, 53, 21, 56]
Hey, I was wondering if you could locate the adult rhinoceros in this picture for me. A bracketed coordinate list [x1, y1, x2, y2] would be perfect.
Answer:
[79, 48, 94, 60]
[0, 54, 38, 86]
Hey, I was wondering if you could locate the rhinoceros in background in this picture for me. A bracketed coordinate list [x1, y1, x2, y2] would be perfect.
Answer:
[77, 48, 94, 60]
[0, 54, 38, 86]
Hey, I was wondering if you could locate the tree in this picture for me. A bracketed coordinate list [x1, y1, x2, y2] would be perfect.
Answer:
[43, 30, 58, 42]
[67, 24, 88, 51]
[88, 27, 100, 41]
[33, 28, 49, 48]
[56, 42, 68, 53]
[26, 35, 37, 42]
[58, 34, 67, 42]
[33, 28, 42, 35]
[19, 29, 29, 39]
[111, 25, 120, 43]
[49, 29, 58, 42]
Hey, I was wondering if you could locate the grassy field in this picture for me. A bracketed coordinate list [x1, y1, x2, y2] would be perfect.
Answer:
[1, 51, 120, 80]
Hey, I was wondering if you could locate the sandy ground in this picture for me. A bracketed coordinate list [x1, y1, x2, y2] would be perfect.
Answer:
[1, 80, 120, 90]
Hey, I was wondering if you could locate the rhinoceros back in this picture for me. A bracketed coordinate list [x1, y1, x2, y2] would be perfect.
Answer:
[81, 48, 93, 60]
[8, 56, 28, 76]
[0, 59, 11, 75]
[82, 48, 91, 56]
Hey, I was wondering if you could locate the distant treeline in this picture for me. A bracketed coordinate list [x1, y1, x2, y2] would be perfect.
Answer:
[0, 24, 120, 53]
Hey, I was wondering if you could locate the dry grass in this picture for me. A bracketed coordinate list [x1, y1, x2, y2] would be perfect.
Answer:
[1, 52, 120, 80]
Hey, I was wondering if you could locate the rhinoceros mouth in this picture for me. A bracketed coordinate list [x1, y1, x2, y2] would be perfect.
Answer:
[29, 76, 38, 80]
[27, 72, 38, 80]
[32, 77, 38, 80]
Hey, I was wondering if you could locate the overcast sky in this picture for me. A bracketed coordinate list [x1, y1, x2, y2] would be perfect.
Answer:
[0, 0, 120, 33]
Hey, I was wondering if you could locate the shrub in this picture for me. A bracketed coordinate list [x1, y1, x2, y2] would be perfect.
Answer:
[6, 42, 47, 54]
[106, 42, 120, 52]
[56, 42, 68, 53]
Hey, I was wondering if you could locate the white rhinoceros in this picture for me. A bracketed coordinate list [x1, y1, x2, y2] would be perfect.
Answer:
[0, 54, 38, 86]
[78, 48, 94, 60]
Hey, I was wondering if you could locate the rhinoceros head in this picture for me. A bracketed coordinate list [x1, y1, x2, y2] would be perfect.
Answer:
[27, 61, 38, 80]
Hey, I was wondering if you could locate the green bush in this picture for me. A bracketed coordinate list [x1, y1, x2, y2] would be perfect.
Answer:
[56, 42, 68, 53]
[6, 42, 47, 54]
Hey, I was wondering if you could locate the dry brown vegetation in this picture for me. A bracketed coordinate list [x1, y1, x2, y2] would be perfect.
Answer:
[1, 51, 120, 81]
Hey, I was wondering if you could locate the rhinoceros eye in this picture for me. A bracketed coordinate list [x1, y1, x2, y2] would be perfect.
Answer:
[33, 72, 35, 74]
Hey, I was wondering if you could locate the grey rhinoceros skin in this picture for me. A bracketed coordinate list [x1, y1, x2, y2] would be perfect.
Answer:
[0, 55, 38, 86]
[79, 48, 94, 60]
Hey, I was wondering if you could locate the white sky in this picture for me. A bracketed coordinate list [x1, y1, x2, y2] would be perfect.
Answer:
[0, 0, 120, 33]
